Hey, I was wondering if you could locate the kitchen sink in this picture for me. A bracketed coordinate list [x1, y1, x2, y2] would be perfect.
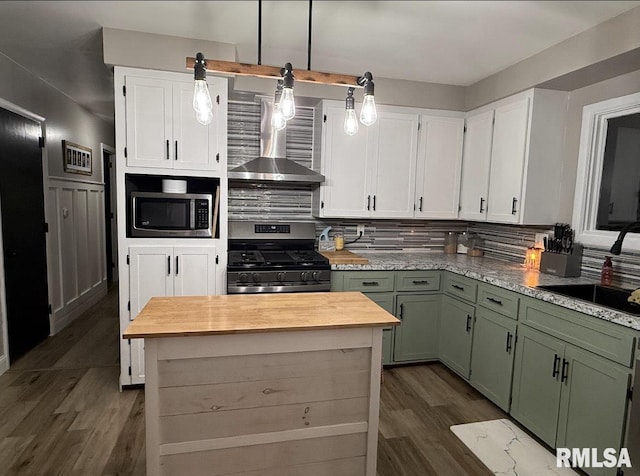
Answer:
[536, 284, 640, 315]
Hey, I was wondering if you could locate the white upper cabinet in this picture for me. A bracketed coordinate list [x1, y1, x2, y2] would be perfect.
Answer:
[415, 115, 465, 219]
[124, 75, 226, 172]
[314, 102, 418, 219]
[459, 89, 569, 225]
[459, 110, 494, 221]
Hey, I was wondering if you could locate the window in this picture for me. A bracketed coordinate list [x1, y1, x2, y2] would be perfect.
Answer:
[573, 91, 640, 250]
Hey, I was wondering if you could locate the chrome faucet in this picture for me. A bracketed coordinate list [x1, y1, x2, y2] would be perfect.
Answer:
[609, 222, 640, 255]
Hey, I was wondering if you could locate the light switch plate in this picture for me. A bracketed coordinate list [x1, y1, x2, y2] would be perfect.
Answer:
[535, 233, 549, 249]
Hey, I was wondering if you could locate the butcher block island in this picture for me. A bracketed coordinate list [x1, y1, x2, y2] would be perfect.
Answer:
[123, 292, 399, 476]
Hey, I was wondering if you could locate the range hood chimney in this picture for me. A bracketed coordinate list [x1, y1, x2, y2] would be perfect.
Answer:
[228, 98, 325, 184]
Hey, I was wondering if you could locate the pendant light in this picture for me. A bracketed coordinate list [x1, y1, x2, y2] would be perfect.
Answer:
[271, 80, 287, 131]
[192, 52, 213, 125]
[279, 62, 296, 121]
[343, 87, 359, 136]
[358, 72, 377, 126]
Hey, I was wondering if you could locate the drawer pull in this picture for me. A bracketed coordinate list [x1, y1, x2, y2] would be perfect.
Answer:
[561, 359, 569, 383]
[361, 281, 379, 286]
[399, 303, 404, 320]
[412, 280, 429, 285]
[505, 332, 513, 353]
[452, 284, 465, 291]
[486, 296, 503, 306]
[552, 354, 560, 378]
[465, 314, 472, 332]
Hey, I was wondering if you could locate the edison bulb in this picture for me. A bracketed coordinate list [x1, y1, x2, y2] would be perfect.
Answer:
[193, 79, 213, 125]
[344, 109, 359, 136]
[271, 102, 287, 131]
[360, 95, 377, 126]
[279, 87, 296, 121]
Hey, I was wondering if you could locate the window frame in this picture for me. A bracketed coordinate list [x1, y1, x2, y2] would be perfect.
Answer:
[572, 91, 640, 251]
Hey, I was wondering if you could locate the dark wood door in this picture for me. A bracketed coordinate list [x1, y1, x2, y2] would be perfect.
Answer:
[0, 107, 49, 362]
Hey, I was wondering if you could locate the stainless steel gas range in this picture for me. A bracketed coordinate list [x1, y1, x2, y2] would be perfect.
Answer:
[227, 221, 331, 294]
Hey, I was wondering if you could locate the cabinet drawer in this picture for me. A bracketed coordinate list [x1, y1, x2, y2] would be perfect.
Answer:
[341, 272, 395, 292]
[477, 284, 519, 320]
[520, 297, 636, 367]
[396, 271, 440, 292]
[443, 273, 478, 303]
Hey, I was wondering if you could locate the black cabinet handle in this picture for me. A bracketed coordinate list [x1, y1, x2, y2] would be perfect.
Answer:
[399, 303, 404, 320]
[419, 197, 423, 212]
[465, 314, 472, 332]
[166, 139, 170, 160]
[361, 281, 379, 286]
[511, 197, 518, 215]
[367, 195, 371, 211]
[373, 195, 376, 211]
[412, 280, 429, 285]
[452, 284, 465, 291]
[505, 332, 513, 353]
[561, 359, 569, 383]
[175, 256, 179, 275]
[167, 256, 171, 275]
[552, 354, 560, 378]
[479, 197, 485, 213]
[175, 140, 178, 161]
[486, 297, 503, 306]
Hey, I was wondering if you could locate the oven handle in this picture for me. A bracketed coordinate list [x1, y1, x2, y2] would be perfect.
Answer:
[227, 283, 331, 294]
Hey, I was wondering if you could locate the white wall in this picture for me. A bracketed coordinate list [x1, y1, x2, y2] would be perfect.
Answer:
[0, 50, 114, 365]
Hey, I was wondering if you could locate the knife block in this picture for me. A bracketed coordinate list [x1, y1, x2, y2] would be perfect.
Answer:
[539, 245, 583, 277]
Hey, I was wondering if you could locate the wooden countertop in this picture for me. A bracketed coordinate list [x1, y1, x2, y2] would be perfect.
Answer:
[122, 292, 399, 339]
[320, 249, 369, 264]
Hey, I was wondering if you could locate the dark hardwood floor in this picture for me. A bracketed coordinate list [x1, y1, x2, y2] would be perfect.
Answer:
[0, 285, 505, 475]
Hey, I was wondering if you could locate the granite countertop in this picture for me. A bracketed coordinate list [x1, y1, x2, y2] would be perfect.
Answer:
[333, 251, 640, 331]
[123, 292, 399, 339]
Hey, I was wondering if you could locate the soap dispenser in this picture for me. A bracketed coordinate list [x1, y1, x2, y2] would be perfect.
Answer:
[601, 256, 613, 286]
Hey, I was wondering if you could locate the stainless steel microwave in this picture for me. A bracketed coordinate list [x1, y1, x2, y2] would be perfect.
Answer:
[130, 192, 213, 238]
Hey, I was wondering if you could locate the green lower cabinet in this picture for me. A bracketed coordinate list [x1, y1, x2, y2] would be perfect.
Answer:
[512, 324, 632, 476]
[393, 294, 440, 362]
[365, 292, 395, 366]
[439, 295, 474, 379]
[555, 345, 630, 476]
[511, 324, 564, 447]
[469, 307, 516, 412]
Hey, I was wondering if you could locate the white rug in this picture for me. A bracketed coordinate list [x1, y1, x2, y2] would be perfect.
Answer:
[450, 419, 578, 476]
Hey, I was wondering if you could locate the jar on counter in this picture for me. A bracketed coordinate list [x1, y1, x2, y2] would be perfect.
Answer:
[444, 232, 458, 254]
[334, 233, 344, 251]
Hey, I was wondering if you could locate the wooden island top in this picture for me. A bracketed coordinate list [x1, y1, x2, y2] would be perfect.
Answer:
[123, 291, 399, 339]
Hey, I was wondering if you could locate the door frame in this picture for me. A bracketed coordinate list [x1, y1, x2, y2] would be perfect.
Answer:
[101, 143, 117, 282]
[0, 97, 49, 371]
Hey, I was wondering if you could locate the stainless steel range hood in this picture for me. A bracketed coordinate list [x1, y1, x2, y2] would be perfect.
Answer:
[228, 99, 324, 184]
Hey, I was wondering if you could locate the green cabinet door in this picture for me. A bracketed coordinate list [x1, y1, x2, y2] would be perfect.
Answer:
[469, 307, 517, 411]
[366, 293, 395, 365]
[510, 324, 564, 447]
[439, 295, 474, 379]
[556, 345, 631, 476]
[393, 294, 440, 362]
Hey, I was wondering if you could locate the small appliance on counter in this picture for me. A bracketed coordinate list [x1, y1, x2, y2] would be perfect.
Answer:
[539, 223, 583, 277]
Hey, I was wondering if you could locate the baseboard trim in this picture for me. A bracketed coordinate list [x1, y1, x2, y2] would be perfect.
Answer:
[0, 354, 9, 376]
[51, 281, 108, 334]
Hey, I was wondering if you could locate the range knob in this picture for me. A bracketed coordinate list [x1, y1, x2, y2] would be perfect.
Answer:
[312, 271, 320, 281]
[252, 273, 261, 284]
[239, 273, 249, 283]
[300, 272, 308, 282]
[277, 272, 286, 282]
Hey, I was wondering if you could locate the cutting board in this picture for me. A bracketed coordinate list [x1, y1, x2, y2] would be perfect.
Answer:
[320, 250, 369, 265]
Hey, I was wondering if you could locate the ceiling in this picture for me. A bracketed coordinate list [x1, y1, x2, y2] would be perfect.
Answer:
[0, 1, 638, 123]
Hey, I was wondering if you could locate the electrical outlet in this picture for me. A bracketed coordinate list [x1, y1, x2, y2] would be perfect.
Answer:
[535, 233, 549, 248]
[357, 225, 365, 237]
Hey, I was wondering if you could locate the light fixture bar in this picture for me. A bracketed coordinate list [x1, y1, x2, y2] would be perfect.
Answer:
[185, 57, 362, 88]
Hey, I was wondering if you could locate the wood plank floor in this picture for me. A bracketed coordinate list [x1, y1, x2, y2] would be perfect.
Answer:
[0, 285, 506, 475]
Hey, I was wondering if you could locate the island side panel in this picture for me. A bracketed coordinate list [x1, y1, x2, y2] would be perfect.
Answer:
[143, 328, 383, 476]
[144, 339, 160, 476]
